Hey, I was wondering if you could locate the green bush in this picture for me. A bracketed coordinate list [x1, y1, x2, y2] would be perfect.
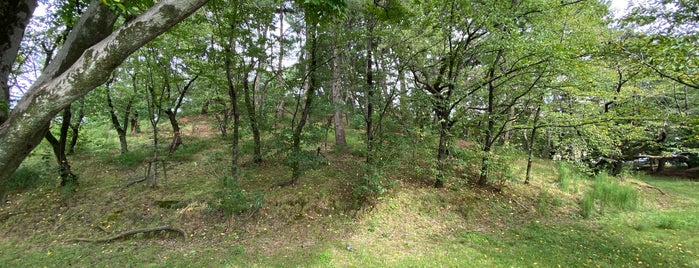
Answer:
[8, 165, 53, 192]
[353, 165, 387, 205]
[581, 173, 638, 218]
[481, 146, 519, 185]
[213, 176, 263, 217]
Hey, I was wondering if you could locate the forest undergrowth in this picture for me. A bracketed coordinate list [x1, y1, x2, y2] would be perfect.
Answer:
[0, 115, 697, 267]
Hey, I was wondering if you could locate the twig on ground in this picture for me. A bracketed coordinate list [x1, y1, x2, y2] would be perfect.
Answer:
[68, 226, 188, 243]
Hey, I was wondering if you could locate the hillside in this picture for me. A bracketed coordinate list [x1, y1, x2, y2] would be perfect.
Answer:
[1, 115, 698, 267]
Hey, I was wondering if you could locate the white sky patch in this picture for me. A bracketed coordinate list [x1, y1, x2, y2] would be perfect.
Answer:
[33, 2, 48, 17]
[609, 0, 631, 19]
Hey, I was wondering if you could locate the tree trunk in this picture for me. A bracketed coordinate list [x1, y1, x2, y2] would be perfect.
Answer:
[365, 14, 375, 164]
[130, 111, 139, 134]
[0, 0, 208, 201]
[149, 117, 160, 188]
[165, 74, 197, 156]
[503, 105, 515, 144]
[224, 40, 240, 178]
[213, 101, 229, 137]
[67, 101, 84, 155]
[524, 106, 541, 184]
[272, 2, 285, 131]
[0, 0, 37, 125]
[436, 119, 449, 188]
[479, 84, 496, 186]
[45, 105, 77, 186]
[290, 22, 318, 185]
[331, 44, 347, 149]
[165, 109, 182, 156]
[200, 99, 210, 115]
[478, 50, 503, 186]
[243, 64, 262, 164]
[106, 87, 132, 154]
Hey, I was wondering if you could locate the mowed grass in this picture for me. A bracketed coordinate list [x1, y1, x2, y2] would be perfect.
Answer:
[1, 116, 698, 267]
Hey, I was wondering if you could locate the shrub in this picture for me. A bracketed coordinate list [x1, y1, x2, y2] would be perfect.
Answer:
[353, 165, 387, 205]
[481, 146, 519, 186]
[213, 176, 263, 217]
[8, 165, 53, 192]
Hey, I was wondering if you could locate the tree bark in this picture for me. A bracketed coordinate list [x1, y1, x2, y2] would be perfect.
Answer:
[45, 105, 77, 186]
[165, 74, 198, 156]
[436, 117, 450, 188]
[68, 100, 85, 155]
[524, 105, 541, 184]
[272, 1, 285, 131]
[224, 39, 240, 179]
[165, 109, 182, 156]
[365, 13, 375, 164]
[200, 99, 210, 115]
[478, 50, 503, 186]
[331, 43, 347, 149]
[106, 86, 132, 154]
[0, 0, 209, 201]
[145, 80, 165, 188]
[0, 0, 37, 125]
[130, 111, 139, 134]
[243, 63, 262, 164]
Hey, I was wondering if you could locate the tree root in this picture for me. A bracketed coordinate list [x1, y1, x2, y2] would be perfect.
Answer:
[630, 181, 666, 195]
[68, 226, 188, 243]
[123, 178, 147, 188]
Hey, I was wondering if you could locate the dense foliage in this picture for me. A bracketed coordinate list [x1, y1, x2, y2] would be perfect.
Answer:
[2, 0, 697, 203]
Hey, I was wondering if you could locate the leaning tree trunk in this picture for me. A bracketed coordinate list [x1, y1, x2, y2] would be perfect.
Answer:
[165, 74, 197, 156]
[0, 0, 209, 201]
[165, 109, 182, 156]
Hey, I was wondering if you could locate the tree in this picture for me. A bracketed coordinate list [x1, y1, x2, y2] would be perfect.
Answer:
[624, 0, 699, 36]
[285, 0, 346, 186]
[0, 0, 209, 201]
[0, 0, 37, 125]
[620, 0, 698, 91]
[105, 75, 133, 154]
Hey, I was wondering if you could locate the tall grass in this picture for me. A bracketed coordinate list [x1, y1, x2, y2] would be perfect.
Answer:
[581, 173, 639, 218]
[557, 161, 585, 191]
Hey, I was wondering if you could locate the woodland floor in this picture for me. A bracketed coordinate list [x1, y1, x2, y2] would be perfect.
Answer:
[1, 115, 698, 267]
